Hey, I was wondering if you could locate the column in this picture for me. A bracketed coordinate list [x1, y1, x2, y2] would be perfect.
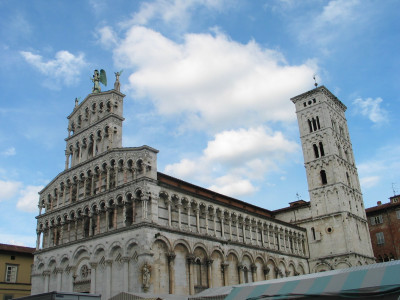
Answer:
[36, 231, 41, 250]
[60, 222, 64, 245]
[106, 167, 110, 190]
[132, 199, 136, 223]
[205, 211, 208, 235]
[166, 200, 172, 227]
[123, 168, 128, 183]
[90, 175, 95, 196]
[56, 190, 60, 207]
[89, 215, 93, 237]
[98, 172, 102, 192]
[105, 260, 112, 300]
[122, 257, 129, 292]
[142, 198, 148, 220]
[228, 217, 232, 240]
[213, 212, 217, 237]
[83, 178, 87, 198]
[206, 259, 213, 288]
[196, 207, 200, 233]
[263, 265, 270, 280]
[67, 221, 71, 243]
[97, 212, 100, 234]
[220, 216, 225, 238]
[113, 205, 118, 228]
[65, 151, 69, 170]
[114, 167, 119, 187]
[260, 225, 265, 247]
[69, 184, 73, 202]
[90, 262, 97, 293]
[62, 186, 66, 206]
[187, 203, 191, 231]
[238, 265, 244, 284]
[167, 252, 176, 294]
[235, 219, 239, 241]
[106, 209, 110, 232]
[221, 262, 229, 286]
[242, 221, 246, 243]
[47, 227, 51, 248]
[249, 223, 253, 244]
[123, 204, 127, 227]
[251, 264, 257, 282]
[266, 225, 271, 248]
[177, 200, 182, 229]
[56, 268, 62, 291]
[43, 271, 50, 292]
[187, 255, 195, 295]
[75, 220, 78, 240]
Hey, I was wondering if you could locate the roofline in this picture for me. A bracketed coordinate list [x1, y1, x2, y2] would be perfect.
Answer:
[290, 85, 347, 112]
[0, 243, 35, 254]
[157, 172, 306, 231]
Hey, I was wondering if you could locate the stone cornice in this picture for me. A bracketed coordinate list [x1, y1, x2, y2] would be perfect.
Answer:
[291, 86, 347, 112]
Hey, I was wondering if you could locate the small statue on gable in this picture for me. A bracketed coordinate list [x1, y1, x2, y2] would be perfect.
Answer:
[114, 70, 123, 92]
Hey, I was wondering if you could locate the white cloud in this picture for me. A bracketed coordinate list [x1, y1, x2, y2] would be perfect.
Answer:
[115, 26, 315, 131]
[96, 26, 119, 49]
[353, 97, 388, 124]
[209, 174, 258, 197]
[1, 147, 16, 156]
[165, 127, 299, 197]
[16, 185, 43, 213]
[358, 144, 400, 191]
[20, 50, 87, 88]
[0, 180, 21, 201]
[294, 0, 365, 52]
[128, 0, 226, 28]
[360, 176, 380, 189]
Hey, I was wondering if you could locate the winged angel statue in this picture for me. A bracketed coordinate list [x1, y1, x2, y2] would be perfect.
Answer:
[91, 69, 107, 93]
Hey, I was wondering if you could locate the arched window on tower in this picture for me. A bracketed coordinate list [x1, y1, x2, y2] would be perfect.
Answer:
[319, 142, 325, 156]
[313, 144, 319, 158]
[320, 170, 328, 185]
[312, 118, 317, 131]
[346, 172, 351, 187]
[316, 116, 321, 129]
[308, 119, 313, 133]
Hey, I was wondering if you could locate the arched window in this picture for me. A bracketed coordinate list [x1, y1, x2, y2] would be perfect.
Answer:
[311, 227, 316, 240]
[313, 144, 319, 158]
[316, 116, 321, 129]
[308, 119, 313, 133]
[312, 118, 317, 131]
[320, 170, 327, 185]
[319, 142, 325, 156]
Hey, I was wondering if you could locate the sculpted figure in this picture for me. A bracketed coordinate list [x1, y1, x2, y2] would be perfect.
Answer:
[142, 262, 151, 291]
[114, 70, 123, 92]
[91, 69, 107, 93]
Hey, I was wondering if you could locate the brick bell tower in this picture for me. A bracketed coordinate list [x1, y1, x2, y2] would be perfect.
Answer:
[286, 85, 375, 271]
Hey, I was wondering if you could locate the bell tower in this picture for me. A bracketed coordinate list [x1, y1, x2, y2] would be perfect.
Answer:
[288, 85, 375, 271]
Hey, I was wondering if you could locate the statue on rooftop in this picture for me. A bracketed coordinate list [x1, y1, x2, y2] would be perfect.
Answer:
[114, 70, 123, 92]
[91, 69, 107, 93]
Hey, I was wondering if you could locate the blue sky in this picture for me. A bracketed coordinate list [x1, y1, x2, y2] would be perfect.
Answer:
[0, 0, 399, 247]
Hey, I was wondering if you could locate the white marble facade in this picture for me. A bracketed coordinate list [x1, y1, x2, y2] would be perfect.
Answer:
[32, 83, 374, 299]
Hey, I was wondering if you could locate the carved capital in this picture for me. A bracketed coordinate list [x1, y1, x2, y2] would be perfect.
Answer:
[167, 252, 176, 262]
[186, 254, 195, 264]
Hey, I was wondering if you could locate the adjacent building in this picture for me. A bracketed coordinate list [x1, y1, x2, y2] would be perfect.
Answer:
[31, 73, 374, 299]
[366, 195, 400, 262]
[0, 243, 35, 300]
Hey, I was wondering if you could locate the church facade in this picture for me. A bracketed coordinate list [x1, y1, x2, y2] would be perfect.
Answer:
[31, 73, 374, 299]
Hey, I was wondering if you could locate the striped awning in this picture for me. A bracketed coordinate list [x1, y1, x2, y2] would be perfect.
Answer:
[224, 261, 400, 300]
